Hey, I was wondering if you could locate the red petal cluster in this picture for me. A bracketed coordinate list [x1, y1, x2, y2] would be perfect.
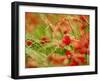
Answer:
[26, 40, 32, 46]
[62, 36, 71, 45]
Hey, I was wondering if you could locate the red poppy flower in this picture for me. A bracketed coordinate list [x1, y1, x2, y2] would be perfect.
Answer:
[26, 40, 32, 46]
[77, 57, 86, 64]
[80, 48, 87, 54]
[67, 59, 79, 66]
[84, 42, 89, 48]
[65, 50, 71, 58]
[62, 36, 71, 45]
[80, 24, 86, 30]
[86, 49, 90, 55]
[80, 15, 87, 21]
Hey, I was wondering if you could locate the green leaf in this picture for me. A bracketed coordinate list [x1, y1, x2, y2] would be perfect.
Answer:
[33, 24, 47, 39]
[69, 31, 75, 37]
[85, 26, 89, 33]
[25, 33, 34, 40]
[84, 54, 89, 60]
[33, 24, 52, 40]
[45, 26, 52, 39]
[65, 45, 74, 51]
[55, 47, 66, 56]
[71, 23, 81, 39]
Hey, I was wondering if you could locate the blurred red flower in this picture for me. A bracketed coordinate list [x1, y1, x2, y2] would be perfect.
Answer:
[26, 40, 32, 46]
[62, 36, 71, 45]
[65, 50, 71, 58]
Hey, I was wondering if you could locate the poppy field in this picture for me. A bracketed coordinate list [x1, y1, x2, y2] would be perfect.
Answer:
[25, 12, 90, 68]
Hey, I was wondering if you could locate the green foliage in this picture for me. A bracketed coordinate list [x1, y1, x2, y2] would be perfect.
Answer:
[65, 44, 74, 51]
[85, 26, 89, 33]
[25, 33, 34, 40]
[33, 24, 46, 39]
[55, 47, 66, 56]
[84, 54, 89, 60]
[33, 24, 52, 40]
[71, 22, 81, 39]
